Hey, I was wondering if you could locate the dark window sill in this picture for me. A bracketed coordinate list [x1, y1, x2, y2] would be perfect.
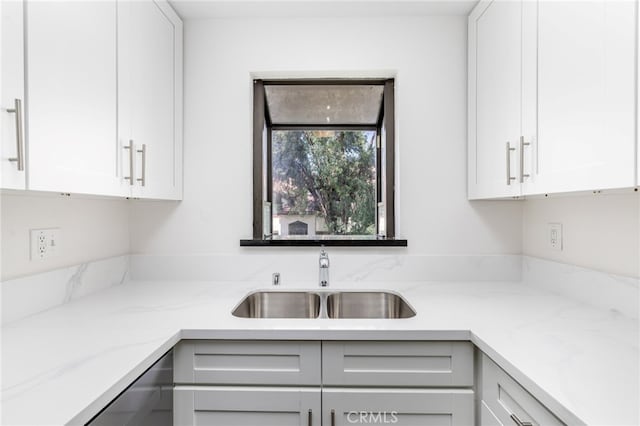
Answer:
[240, 237, 408, 247]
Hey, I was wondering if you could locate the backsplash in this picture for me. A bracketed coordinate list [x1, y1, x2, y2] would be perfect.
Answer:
[1, 255, 129, 325]
[128, 254, 522, 283]
[0, 193, 130, 281]
[522, 193, 639, 278]
[523, 256, 639, 320]
[3, 254, 637, 326]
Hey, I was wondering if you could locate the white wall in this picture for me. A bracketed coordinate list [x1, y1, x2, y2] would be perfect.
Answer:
[0, 193, 130, 280]
[3, 15, 635, 284]
[523, 192, 640, 278]
[129, 15, 523, 256]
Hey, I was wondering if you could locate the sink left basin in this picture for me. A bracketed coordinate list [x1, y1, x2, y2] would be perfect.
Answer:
[232, 291, 321, 318]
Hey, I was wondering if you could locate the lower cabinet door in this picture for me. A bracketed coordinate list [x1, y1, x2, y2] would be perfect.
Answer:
[89, 350, 173, 426]
[322, 388, 474, 426]
[479, 400, 502, 426]
[174, 386, 321, 426]
[480, 355, 565, 426]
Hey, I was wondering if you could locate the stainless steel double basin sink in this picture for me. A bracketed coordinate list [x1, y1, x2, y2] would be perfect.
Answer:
[232, 290, 416, 319]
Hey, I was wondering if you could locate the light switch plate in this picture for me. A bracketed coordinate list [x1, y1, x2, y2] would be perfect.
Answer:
[30, 228, 60, 260]
[548, 223, 562, 251]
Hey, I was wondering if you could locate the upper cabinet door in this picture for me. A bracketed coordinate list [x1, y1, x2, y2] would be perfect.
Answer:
[468, 0, 522, 199]
[1, 0, 26, 190]
[119, 0, 183, 200]
[26, 1, 122, 196]
[529, 0, 636, 194]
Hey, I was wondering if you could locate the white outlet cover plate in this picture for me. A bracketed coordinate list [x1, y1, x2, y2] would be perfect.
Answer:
[30, 228, 60, 261]
[548, 223, 563, 252]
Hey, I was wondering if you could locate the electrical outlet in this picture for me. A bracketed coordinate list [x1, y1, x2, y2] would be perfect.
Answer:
[548, 223, 562, 251]
[30, 228, 60, 260]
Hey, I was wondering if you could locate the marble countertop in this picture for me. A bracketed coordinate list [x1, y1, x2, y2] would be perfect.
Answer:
[1, 279, 638, 425]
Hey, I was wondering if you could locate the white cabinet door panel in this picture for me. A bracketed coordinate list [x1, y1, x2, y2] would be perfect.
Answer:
[1, 0, 26, 189]
[119, 0, 181, 200]
[26, 1, 121, 196]
[469, 0, 522, 199]
[531, 0, 636, 194]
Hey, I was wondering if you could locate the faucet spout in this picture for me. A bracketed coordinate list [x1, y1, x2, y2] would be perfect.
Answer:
[319, 249, 329, 287]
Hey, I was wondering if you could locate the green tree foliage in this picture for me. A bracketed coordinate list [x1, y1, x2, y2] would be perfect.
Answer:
[273, 130, 376, 235]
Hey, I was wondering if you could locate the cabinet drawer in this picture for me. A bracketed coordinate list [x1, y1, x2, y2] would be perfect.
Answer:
[323, 388, 474, 426]
[174, 386, 321, 426]
[481, 354, 565, 426]
[174, 340, 321, 385]
[322, 341, 473, 387]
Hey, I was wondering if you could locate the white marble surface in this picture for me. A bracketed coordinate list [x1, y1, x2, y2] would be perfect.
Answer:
[0, 255, 129, 325]
[523, 256, 639, 319]
[130, 253, 522, 282]
[1, 277, 638, 425]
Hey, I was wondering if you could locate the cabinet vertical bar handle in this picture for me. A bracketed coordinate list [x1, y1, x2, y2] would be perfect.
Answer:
[307, 409, 312, 426]
[519, 136, 530, 183]
[331, 409, 335, 426]
[124, 140, 134, 185]
[510, 414, 533, 426]
[136, 144, 146, 187]
[506, 142, 516, 185]
[6, 98, 24, 171]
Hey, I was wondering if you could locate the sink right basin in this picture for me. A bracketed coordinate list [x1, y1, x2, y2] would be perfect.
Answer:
[327, 291, 416, 319]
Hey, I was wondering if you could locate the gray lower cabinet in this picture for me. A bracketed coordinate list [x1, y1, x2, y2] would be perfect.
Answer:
[323, 388, 474, 426]
[322, 341, 474, 387]
[174, 340, 321, 385]
[174, 340, 322, 425]
[479, 354, 565, 426]
[89, 350, 173, 426]
[174, 386, 321, 426]
[174, 340, 475, 426]
[321, 341, 475, 426]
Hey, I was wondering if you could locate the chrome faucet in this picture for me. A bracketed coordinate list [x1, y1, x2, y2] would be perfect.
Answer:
[319, 249, 329, 287]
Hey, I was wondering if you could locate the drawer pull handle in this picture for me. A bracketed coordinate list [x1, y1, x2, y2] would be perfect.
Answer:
[510, 413, 533, 426]
[308, 409, 312, 426]
[331, 409, 335, 426]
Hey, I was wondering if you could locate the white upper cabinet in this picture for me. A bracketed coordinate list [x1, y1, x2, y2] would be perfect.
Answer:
[2, 0, 182, 199]
[26, 0, 122, 196]
[469, 0, 637, 199]
[468, 0, 521, 199]
[1, 0, 26, 190]
[529, 0, 636, 195]
[118, 0, 183, 200]
[468, 0, 530, 199]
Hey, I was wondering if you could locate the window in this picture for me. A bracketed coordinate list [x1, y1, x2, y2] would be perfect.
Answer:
[272, 129, 377, 236]
[245, 79, 403, 246]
